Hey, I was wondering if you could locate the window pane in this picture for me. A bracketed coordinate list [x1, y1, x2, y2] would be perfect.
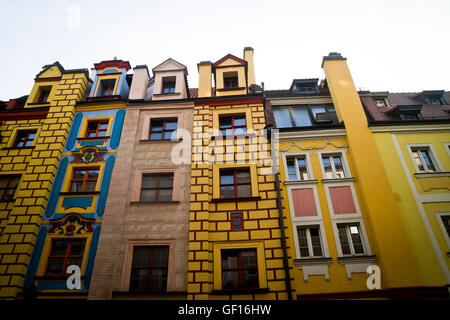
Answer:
[152, 247, 169, 268]
[350, 225, 364, 254]
[322, 157, 334, 179]
[70, 240, 85, 255]
[220, 172, 234, 185]
[237, 184, 251, 198]
[333, 156, 345, 178]
[150, 132, 162, 140]
[292, 108, 312, 127]
[142, 175, 157, 188]
[234, 127, 247, 135]
[242, 269, 258, 287]
[240, 251, 257, 267]
[412, 151, 425, 172]
[223, 271, 239, 289]
[441, 216, 450, 238]
[297, 158, 308, 180]
[70, 182, 83, 193]
[150, 120, 164, 131]
[420, 150, 436, 172]
[159, 175, 174, 188]
[67, 257, 83, 268]
[72, 170, 86, 180]
[52, 240, 68, 256]
[286, 158, 297, 181]
[141, 189, 156, 201]
[87, 170, 99, 180]
[84, 181, 97, 192]
[297, 227, 309, 257]
[132, 247, 150, 268]
[338, 226, 351, 255]
[165, 120, 178, 130]
[234, 117, 246, 127]
[219, 117, 232, 128]
[311, 106, 330, 122]
[130, 269, 148, 290]
[157, 189, 173, 201]
[47, 258, 65, 274]
[222, 252, 238, 269]
[273, 108, 292, 128]
[236, 171, 250, 183]
[150, 268, 167, 290]
[220, 186, 235, 198]
[309, 227, 323, 257]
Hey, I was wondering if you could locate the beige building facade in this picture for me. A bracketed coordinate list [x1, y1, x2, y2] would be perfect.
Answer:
[88, 60, 194, 299]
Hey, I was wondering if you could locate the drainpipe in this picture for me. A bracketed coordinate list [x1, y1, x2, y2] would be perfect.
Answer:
[262, 89, 293, 300]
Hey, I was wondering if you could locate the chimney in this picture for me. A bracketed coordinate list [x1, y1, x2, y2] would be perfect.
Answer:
[198, 61, 212, 98]
[243, 47, 256, 87]
[129, 65, 150, 100]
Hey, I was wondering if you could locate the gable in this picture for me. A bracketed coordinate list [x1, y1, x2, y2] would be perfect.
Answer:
[152, 58, 187, 74]
[214, 54, 247, 68]
[36, 62, 64, 79]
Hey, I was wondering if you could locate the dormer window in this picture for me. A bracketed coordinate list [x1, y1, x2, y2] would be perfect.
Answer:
[162, 77, 176, 94]
[98, 79, 116, 96]
[296, 86, 315, 94]
[429, 98, 442, 105]
[223, 72, 239, 89]
[38, 88, 51, 103]
[374, 98, 386, 107]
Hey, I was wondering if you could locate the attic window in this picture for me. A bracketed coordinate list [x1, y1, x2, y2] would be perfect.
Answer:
[429, 98, 442, 105]
[373, 98, 386, 107]
[223, 72, 239, 89]
[37, 87, 51, 103]
[98, 79, 116, 96]
[162, 77, 176, 94]
[296, 85, 315, 94]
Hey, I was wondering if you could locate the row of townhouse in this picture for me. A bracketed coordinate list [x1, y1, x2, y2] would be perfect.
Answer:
[0, 49, 449, 300]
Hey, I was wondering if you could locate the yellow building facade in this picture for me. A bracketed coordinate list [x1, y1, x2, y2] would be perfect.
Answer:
[0, 62, 89, 299]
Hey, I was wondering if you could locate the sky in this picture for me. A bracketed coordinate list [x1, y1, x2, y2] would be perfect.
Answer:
[0, 0, 449, 100]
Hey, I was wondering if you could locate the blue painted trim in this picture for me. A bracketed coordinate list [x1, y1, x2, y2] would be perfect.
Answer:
[110, 109, 125, 149]
[23, 227, 48, 288]
[80, 140, 105, 147]
[66, 113, 83, 151]
[61, 196, 93, 210]
[101, 68, 118, 74]
[37, 281, 69, 290]
[96, 156, 115, 218]
[53, 213, 95, 220]
[82, 225, 101, 291]
[45, 158, 69, 219]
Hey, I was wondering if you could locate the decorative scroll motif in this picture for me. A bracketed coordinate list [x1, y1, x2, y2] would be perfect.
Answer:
[279, 139, 348, 154]
[48, 214, 95, 236]
[231, 212, 244, 231]
[73, 149, 103, 164]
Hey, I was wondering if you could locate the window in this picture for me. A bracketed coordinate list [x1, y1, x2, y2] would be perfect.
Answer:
[286, 155, 310, 181]
[295, 86, 315, 94]
[221, 249, 258, 290]
[0, 175, 20, 201]
[220, 169, 251, 199]
[321, 154, 347, 179]
[149, 118, 178, 140]
[219, 115, 247, 136]
[411, 147, 438, 173]
[129, 246, 169, 292]
[400, 113, 421, 121]
[273, 105, 338, 128]
[13, 130, 37, 147]
[337, 223, 365, 256]
[441, 215, 450, 239]
[297, 226, 324, 258]
[429, 98, 442, 105]
[162, 78, 176, 94]
[98, 79, 115, 96]
[140, 173, 174, 202]
[223, 72, 239, 89]
[70, 167, 99, 192]
[85, 120, 108, 138]
[38, 88, 51, 103]
[374, 99, 386, 107]
[45, 239, 86, 276]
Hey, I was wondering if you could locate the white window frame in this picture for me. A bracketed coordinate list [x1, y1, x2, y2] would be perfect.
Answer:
[331, 218, 372, 257]
[282, 152, 314, 181]
[324, 181, 362, 219]
[293, 222, 329, 259]
[406, 143, 442, 173]
[435, 212, 450, 249]
[318, 150, 352, 180]
[443, 143, 450, 159]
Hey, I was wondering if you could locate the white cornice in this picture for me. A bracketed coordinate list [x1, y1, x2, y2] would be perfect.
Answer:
[369, 124, 450, 133]
[277, 128, 346, 141]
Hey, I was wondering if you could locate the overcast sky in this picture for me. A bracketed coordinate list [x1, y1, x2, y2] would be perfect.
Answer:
[0, 0, 449, 100]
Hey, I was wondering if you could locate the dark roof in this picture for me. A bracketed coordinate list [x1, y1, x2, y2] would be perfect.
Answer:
[361, 91, 450, 121]
[264, 89, 330, 98]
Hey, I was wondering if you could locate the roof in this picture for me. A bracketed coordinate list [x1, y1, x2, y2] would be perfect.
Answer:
[361, 91, 450, 121]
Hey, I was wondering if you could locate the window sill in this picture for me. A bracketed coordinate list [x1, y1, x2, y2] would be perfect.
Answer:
[216, 87, 246, 92]
[59, 192, 101, 196]
[414, 172, 450, 178]
[284, 179, 318, 185]
[86, 95, 121, 101]
[130, 200, 180, 204]
[76, 136, 110, 141]
[211, 288, 269, 295]
[294, 257, 333, 266]
[211, 133, 256, 140]
[321, 177, 355, 183]
[139, 137, 182, 143]
[153, 93, 181, 97]
[211, 196, 261, 203]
